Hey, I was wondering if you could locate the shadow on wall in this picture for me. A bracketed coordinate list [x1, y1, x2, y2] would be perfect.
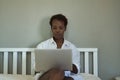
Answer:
[39, 16, 52, 41]
[33, 16, 52, 47]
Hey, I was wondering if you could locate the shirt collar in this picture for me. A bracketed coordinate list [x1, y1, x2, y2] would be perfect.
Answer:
[50, 37, 70, 47]
[50, 38, 56, 44]
[63, 40, 70, 47]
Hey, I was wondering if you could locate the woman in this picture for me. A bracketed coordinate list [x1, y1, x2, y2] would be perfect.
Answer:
[37, 14, 82, 80]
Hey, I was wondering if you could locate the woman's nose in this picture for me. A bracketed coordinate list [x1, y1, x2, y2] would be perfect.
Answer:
[56, 29, 60, 33]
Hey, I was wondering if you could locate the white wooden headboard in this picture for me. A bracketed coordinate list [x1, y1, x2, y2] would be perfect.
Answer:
[0, 48, 98, 76]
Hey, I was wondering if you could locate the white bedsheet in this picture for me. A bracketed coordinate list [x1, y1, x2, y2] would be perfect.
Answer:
[0, 74, 34, 80]
[80, 73, 101, 80]
[0, 73, 101, 80]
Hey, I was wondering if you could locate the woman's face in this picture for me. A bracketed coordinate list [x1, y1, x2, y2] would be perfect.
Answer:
[51, 19, 66, 39]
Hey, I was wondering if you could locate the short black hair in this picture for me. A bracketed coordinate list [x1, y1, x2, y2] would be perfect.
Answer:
[49, 14, 68, 29]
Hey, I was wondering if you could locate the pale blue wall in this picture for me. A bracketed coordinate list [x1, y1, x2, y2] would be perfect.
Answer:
[0, 0, 120, 80]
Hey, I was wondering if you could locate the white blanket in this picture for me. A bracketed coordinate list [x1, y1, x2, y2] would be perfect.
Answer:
[0, 73, 101, 80]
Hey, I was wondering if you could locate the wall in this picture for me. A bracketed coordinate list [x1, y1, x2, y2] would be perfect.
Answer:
[0, 0, 120, 80]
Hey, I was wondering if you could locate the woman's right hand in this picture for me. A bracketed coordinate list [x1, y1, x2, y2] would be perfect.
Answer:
[71, 64, 78, 74]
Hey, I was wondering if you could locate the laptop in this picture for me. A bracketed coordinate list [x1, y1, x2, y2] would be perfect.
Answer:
[34, 49, 72, 72]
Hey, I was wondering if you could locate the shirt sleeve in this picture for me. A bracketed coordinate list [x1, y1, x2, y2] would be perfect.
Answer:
[37, 42, 45, 49]
[71, 45, 80, 74]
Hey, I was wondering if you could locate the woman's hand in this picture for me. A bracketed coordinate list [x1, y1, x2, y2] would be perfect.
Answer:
[71, 64, 78, 74]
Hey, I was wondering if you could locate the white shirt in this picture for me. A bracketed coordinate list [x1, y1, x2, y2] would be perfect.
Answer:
[37, 38, 80, 75]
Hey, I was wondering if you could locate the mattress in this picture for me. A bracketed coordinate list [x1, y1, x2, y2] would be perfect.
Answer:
[0, 73, 101, 80]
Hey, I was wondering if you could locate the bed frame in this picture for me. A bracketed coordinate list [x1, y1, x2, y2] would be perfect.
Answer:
[0, 48, 98, 76]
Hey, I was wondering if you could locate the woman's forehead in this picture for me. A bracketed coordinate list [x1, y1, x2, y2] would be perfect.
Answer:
[52, 19, 65, 25]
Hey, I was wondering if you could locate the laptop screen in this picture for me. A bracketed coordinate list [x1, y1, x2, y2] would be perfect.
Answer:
[34, 49, 72, 72]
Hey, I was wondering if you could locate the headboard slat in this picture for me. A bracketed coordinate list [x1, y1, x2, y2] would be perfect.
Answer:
[3, 52, 8, 74]
[13, 51, 17, 74]
[31, 51, 35, 75]
[84, 51, 89, 74]
[93, 51, 98, 76]
[22, 51, 26, 75]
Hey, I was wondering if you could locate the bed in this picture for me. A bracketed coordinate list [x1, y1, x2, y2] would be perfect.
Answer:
[0, 48, 101, 80]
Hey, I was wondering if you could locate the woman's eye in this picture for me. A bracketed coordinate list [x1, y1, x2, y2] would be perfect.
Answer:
[52, 26, 57, 29]
[59, 27, 63, 30]
[53, 27, 57, 29]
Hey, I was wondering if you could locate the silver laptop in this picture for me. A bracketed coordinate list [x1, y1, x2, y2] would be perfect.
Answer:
[34, 49, 72, 72]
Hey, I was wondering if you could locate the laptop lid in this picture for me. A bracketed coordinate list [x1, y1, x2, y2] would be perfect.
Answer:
[34, 49, 72, 72]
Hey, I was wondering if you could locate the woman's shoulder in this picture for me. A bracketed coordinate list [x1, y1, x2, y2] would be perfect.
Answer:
[64, 40, 77, 48]
[37, 38, 52, 48]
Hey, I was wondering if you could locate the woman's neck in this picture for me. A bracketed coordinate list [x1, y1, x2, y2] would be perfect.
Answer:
[53, 37, 64, 48]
